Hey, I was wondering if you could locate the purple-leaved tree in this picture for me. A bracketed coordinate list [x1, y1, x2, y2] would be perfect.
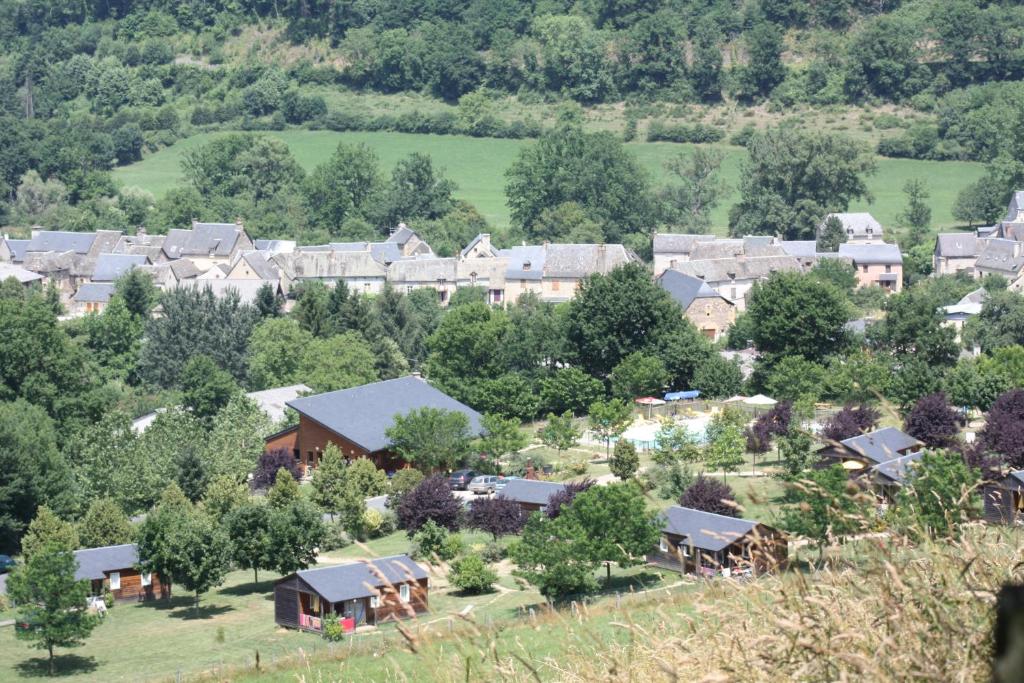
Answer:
[820, 404, 881, 443]
[396, 475, 461, 535]
[251, 449, 302, 491]
[679, 475, 739, 517]
[904, 392, 962, 449]
[468, 497, 526, 540]
[544, 478, 595, 518]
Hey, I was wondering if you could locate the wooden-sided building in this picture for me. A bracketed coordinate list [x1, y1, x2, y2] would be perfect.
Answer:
[264, 376, 483, 476]
[647, 506, 788, 577]
[75, 544, 166, 602]
[497, 479, 567, 513]
[274, 555, 428, 632]
[983, 471, 1024, 525]
[818, 427, 923, 472]
[868, 451, 923, 502]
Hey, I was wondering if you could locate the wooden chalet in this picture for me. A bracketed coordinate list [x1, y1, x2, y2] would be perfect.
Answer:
[818, 427, 923, 472]
[264, 376, 483, 476]
[497, 479, 568, 513]
[274, 555, 428, 632]
[647, 506, 788, 577]
[984, 471, 1024, 525]
[869, 451, 923, 502]
[75, 544, 166, 602]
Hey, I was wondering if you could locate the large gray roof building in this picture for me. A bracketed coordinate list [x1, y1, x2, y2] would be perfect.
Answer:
[659, 506, 760, 552]
[290, 555, 428, 604]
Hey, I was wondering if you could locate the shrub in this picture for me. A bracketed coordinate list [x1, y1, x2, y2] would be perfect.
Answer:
[251, 449, 301, 491]
[389, 468, 425, 504]
[411, 520, 462, 562]
[322, 618, 345, 642]
[480, 541, 505, 563]
[103, 590, 115, 608]
[449, 554, 497, 594]
[320, 520, 351, 552]
[467, 497, 526, 540]
[646, 120, 725, 143]
[679, 475, 738, 517]
[545, 478, 595, 518]
[729, 123, 757, 147]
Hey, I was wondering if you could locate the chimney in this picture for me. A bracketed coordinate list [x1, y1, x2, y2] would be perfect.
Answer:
[137, 226, 147, 237]
[235, 217, 243, 227]
[1015, 242, 1022, 259]
[479, 233, 491, 252]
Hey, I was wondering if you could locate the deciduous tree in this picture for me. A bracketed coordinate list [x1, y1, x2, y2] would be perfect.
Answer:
[386, 408, 474, 472]
[679, 475, 738, 517]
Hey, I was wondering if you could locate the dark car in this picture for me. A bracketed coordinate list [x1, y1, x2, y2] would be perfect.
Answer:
[0, 555, 14, 573]
[448, 469, 478, 490]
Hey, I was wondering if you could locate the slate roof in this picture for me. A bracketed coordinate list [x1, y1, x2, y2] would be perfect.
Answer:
[168, 259, 201, 280]
[498, 479, 567, 507]
[778, 240, 818, 258]
[386, 257, 457, 283]
[292, 555, 428, 603]
[689, 239, 745, 260]
[387, 226, 418, 245]
[22, 251, 77, 274]
[934, 233, 979, 258]
[0, 262, 43, 284]
[837, 243, 903, 265]
[840, 427, 923, 465]
[5, 239, 29, 262]
[871, 451, 923, 485]
[461, 233, 498, 259]
[658, 269, 728, 310]
[73, 282, 116, 304]
[669, 255, 803, 283]
[498, 245, 545, 281]
[234, 252, 279, 280]
[286, 376, 484, 453]
[274, 251, 389, 280]
[74, 544, 139, 581]
[975, 238, 1024, 275]
[652, 233, 716, 255]
[27, 231, 97, 254]
[92, 253, 148, 282]
[368, 242, 403, 264]
[246, 384, 311, 423]
[183, 279, 276, 304]
[542, 243, 633, 277]
[253, 239, 296, 254]
[821, 212, 884, 239]
[660, 506, 761, 552]
[1003, 191, 1024, 223]
[163, 223, 245, 259]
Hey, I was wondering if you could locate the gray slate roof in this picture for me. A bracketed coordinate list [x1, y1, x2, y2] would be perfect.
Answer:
[27, 231, 97, 254]
[498, 245, 545, 281]
[73, 282, 116, 304]
[652, 233, 716, 255]
[778, 240, 818, 258]
[5, 239, 29, 262]
[74, 544, 139, 581]
[840, 427, 923, 465]
[92, 253, 148, 282]
[293, 555, 427, 603]
[658, 269, 727, 310]
[235, 252, 279, 280]
[498, 479, 567, 507]
[461, 233, 498, 259]
[287, 376, 484, 453]
[934, 233, 979, 258]
[669, 255, 803, 283]
[871, 451, 923, 485]
[837, 243, 903, 265]
[275, 251, 388, 280]
[975, 238, 1024, 275]
[660, 506, 760, 552]
[387, 257, 456, 283]
[253, 239, 296, 254]
[1004, 191, 1024, 223]
[542, 243, 633, 278]
[387, 226, 418, 245]
[163, 223, 245, 259]
[821, 212, 883, 239]
[0, 262, 43, 284]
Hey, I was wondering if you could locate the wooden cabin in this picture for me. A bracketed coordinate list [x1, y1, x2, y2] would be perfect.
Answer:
[274, 555, 428, 633]
[264, 376, 483, 476]
[984, 471, 1024, 525]
[869, 451, 923, 503]
[647, 506, 788, 577]
[497, 479, 568, 513]
[818, 427, 923, 472]
[75, 544, 167, 602]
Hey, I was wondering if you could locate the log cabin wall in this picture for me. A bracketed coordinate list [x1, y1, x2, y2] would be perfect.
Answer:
[370, 578, 429, 624]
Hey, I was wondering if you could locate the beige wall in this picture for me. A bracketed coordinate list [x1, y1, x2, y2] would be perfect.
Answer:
[933, 255, 977, 277]
[685, 297, 736, 342]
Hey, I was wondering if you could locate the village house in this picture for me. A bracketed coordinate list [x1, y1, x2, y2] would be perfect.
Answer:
[264, 376, 483, 475]
[273, 250, 390, 295]
[497, 479, 568, 513]
[818, 427, 923, 472]
[137, 258, 201, 290]
[837, 242, 904, 293]
[942, 287, 986, 341]
[160, 221, 253, 271]
[225, 251, 280, 281]
[75, 543, 166, 602]
[71, 282, 116, 315]
[993, 191, 1024, 242]
[983, 471, 1024, 525]
[0, 261, 43, 287]
[500, 242, 635, 303]
[113, 231, 168, 264]
[657, 269, 736, 341]
[20, 229, 122, 306]
[869, 451, 923, 502]
[647, 506, 788, 577]
[933, 233, 980, 276]
[975, 238, 1024, 289]
[90, 253, 149, 284]
[0, 235, 29, 263]
[666, 254, 803, 311]
[274, 555, 428, 632]
[651, 233, 717, 276]
[819, 212, 885, 243]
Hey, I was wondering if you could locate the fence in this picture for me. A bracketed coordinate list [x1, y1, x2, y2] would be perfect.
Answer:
[637, 400, 841, 424]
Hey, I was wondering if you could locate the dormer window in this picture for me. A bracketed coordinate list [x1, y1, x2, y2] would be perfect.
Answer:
[523, 261, 531, 272]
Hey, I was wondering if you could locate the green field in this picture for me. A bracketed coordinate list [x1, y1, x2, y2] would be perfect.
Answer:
[114, 130, 985, 236]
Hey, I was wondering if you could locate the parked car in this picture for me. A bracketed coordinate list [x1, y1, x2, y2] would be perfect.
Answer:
[468, 475, 499, 495]
[448, 469, 478, 490]
[494, 476, 519, 492]
[0, 554, 15, 573]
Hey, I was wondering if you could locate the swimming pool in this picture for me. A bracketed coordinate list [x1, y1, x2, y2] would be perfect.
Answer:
[618, 415, 713, 449]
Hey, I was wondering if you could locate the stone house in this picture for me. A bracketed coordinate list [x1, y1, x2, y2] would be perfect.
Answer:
[819, 212, 885, 243]
[974, 238, 1024, 289]
[933, 233, 980, 276]
[652, 233, 717, 276]
[658, 269, 735, 341]
[837, 243, 904, 292]
[667, 254, 803, 311]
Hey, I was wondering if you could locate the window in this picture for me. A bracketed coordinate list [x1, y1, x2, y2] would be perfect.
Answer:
[885, 265, 892, 273]
[730, 287, 737, 299]
[311, 595, 320, 613]
[406, 285, 414, 294]
[659, 537, 668, 552]
[551, 280, 560, 292]
[370, 594, 381, 608]
[400, 583, 410, 603]
[681, 544, 691, 557]
[109, 572, 120, 590]
[862, 265, 869, 273]
[141, 572, 152, 587]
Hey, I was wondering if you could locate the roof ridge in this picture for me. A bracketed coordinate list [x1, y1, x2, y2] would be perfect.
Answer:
[668, 504, 757, 524]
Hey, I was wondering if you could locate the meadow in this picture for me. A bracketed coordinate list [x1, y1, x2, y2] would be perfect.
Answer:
[114, 130, 986, 237]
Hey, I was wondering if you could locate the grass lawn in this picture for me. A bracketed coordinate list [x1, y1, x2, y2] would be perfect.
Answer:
[114, 130, 985, 236]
